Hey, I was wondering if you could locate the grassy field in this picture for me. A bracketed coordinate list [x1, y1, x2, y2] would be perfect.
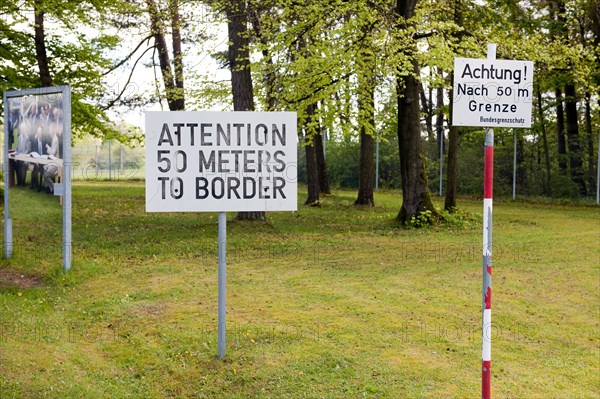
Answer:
[0, 181, 598, 398]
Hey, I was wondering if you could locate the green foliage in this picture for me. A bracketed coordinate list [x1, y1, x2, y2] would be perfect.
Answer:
[408, 209, 434, 228]
[297, 133, 401, 190]
[405, 207, 480, 229]
[440, 207, 482, 229]
[0, 0, 134, 143]
[323, 139, 360, 188]
[1, 0, 597, 200]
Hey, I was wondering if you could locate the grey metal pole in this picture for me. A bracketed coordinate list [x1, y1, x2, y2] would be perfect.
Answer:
[439, 131, 444, 196]
[375, 131, 379, 191]
[217, 211, 227, 359]
[597, 131, 599, 205]
[63, 86, 72, 272]
[108, 139, 112, 180]
[513, 130, 517, 200]
[120, 145, 124, 174]
[3, 92, 12, 259]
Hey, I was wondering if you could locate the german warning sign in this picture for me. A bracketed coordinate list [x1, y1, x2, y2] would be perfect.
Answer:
[145, 111, 297, 212]
[452, 58, 534, 127]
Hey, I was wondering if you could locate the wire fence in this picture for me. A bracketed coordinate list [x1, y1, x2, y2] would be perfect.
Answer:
[71, 140, 145, 181]
[0, 134, 145, 182]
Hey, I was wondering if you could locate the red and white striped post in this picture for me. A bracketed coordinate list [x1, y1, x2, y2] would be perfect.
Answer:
[482, 43, 496, 399]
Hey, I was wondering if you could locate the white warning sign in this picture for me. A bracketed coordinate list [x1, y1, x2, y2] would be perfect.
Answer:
[145, 111, 298, 212]
[452, 58, 534, 128]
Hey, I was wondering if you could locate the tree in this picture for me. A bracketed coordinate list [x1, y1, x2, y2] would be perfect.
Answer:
[355, 78, 376, 206]
[395, 0, 440, 224]
[304, 103, 321, 205]
[0, 0, 132, 141]
[249, 5, 277, 110]
[225, 0, 265, 220]
[555, 88, 569, 173]
[553, 0, 587, 194]
[420, 82, 434, 143]
[257, 1, 342, 204]
[535, 86, 552, 194]
[547, 0, 588, 194]
[251, 1, 404, 205]
[33, 0, 52, 87]
[443, 0, 465, 211]
[314, 118, 330, 195]
[465, 0, 597, 198]
[145, 0, 185, 111]
[445, 74, 460, 210]
[355, 44, 376, 206]
[564, 79, 587, 194]
[578, 1, 597, 194]
[354, 10, 378, 206]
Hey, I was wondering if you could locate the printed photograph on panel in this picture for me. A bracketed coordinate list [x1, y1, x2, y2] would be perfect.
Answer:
[6, 92, 64, 195]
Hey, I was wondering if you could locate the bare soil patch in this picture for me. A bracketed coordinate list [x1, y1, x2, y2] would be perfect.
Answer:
[0, 267, 44, 289]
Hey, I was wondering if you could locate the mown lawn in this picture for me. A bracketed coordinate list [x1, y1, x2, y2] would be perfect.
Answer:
[1, 181, 599, 398]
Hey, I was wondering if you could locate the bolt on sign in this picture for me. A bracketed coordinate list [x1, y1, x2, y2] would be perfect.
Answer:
[145, 111, 298, 212]
[452, 58, 534, 128]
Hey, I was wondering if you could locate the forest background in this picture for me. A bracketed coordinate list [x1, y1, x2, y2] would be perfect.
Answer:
[1, 0, 598, 221]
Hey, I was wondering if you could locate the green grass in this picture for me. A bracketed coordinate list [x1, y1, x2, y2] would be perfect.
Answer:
[1, 181, 599, 398]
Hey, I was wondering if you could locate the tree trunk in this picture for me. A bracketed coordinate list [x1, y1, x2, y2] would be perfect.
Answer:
[516, 133, 527, 193]
[396, 59, 439, 224]
[147, 0, 182, 111]
[355, 76, 375, 206]
[584, 92, 595, 195]
[34, 0, 52, 87]
[564, 82, 586, 195]
[304, 103, 320, 205]
[396, 0, 438, 225]
[435, 84, 444, 196]
[591, 3, 600, 101]
[445, 71, 459, 211]
[444, 1, 463, 211]
[435, 84, 444, 157]
[420, 83, 434, 142]
[356, 130, 375, 206]
[170, 0, 184, 110]
[250, 9, 277, 111]
[555, 88, 568, 173]
[314, 128, 330, 194]
[395, 0, 438, 224]
[303, 102, 330, 195]
[226, 0, 265, 220]
[227, 0, 254, 112]
[444, 125, 459, 210]
[536, 87, 552, 194]
[355, 33, 376, 206]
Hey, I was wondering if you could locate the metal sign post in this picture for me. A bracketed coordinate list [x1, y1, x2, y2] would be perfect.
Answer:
[3, 92, 12, 259]
[62, 87, 72, 272]
[453, 44, 535, 398]
[513, 130, 517, 200]
[145, 111, 298, 359]
[217, 212, 227, 359]
[108, 139, 112, 180]
[481, 43, 495, 399]
[3, 85, 72, 272]
[439, 132, 444, 196]
[375, 131, 379, 191]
